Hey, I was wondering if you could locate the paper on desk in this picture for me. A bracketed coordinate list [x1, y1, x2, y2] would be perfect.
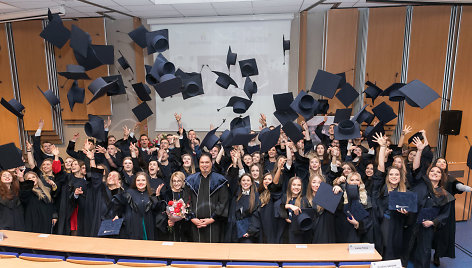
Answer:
[38, 234, 50, 238]
[162, 242, 174, 246]
[295, 244, 307, 248]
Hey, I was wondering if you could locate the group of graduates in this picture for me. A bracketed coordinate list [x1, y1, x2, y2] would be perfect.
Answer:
[0, 113, 470, 268]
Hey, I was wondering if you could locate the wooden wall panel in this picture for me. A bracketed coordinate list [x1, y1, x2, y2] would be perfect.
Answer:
[12, 20, 53, 131]
[324, 9, 358, 113]
[404, 6, 451, 147]
[445, 6, 472, 162]
[364, 7, 406, 124]
[0, 24, 20, 145]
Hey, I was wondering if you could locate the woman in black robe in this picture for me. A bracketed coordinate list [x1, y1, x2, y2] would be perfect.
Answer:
[120, 156, 140, 190]
[0, 170, 25, 231]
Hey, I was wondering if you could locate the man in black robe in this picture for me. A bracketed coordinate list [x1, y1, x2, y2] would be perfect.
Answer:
[184, 153, 229, 242]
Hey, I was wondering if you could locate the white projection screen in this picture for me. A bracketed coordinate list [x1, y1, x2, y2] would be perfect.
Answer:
[149, 17, 292, 131]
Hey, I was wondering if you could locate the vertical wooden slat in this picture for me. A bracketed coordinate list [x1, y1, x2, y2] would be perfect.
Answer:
[324, 9, 358, 113]
[133, 17, 147, 132]
[404, 6, 451, 147]
[298, 11, 307, 93]
[0, 24, 20, 145]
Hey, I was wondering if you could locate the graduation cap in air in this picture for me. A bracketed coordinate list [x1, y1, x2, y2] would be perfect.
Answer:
[335, 83, 359, 107]
[213, 71, 238, 89]
[132, 83, 152, 102]
[152, 54, 175, 77]
[315, 99, 330, 115]
[58, 65, 90, 80]
[313, 182, 343, 214]
[201, 128, 220, 150]
[230, 116, 251, 132]
[365, 122, 385, 148]
[132, 102, 153, 122]
[226, 46, 237, 70]
[0, 143, 24, 170]
[146, 29, 169, 54]
[273, 92, 298, 125]
[1, 98, 24, 118]
[282, 121, 304, 143]
[310, 70, 342, 99]
[336, 72, 347, 89]
[145, 65, 157, 85]
[37, 86, 60, 107]
[239, 58, 258, 77]
[117, 50, 134, 74]
[243, 77, 257, 100]
[333, 108, 352, 123]
[39, 15, 70, 48]
[153, 74, 183, 99]
[372, 101, 397, 124]
[220, 96, 253, 114]
[352, 105, 374, 125]
[88, 77, 118, 104]
[219, 130, 231, 146]
[47, 8, 61, 23]
[291, 208, 315, 232]
[84, 114, 106, 141]
[399, 80, 440, 109]
[334, 119, 361, 140]
[67, 81, 85, 112]
[181, 72, 203, 100]
[388, 191, 418, 213]
[283, 35, 290, 64]
[364, 81, 383, 103]
[75, 45, 114, 71]
[408, 131, 424, 144]
[128, 25, 149, 48]
[381, 83, 406, 102]
[225, 128, 258, 146]
[103, 75, 126, 96]
[70, 25, 92, 58]
[289, 90, 319, 121]
[259, 125, 281, 153]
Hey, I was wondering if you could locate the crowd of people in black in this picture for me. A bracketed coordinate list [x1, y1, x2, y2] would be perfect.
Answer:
[0, 113, 470, 268]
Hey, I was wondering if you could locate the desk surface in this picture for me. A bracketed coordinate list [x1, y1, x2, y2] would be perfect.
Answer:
[0, 230, 382, 262]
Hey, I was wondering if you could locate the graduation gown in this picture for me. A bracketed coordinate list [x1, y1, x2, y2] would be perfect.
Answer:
[334, 194, 373, 243]
[55, 172, 84, 235]
[158, 190, 191, 242]
[0, 194, 25, 231]
[279, 195, 311, 244]
[307, 201, 336, 244]
[184, 172, 229, 243]
[226, 191, 261, 243]
[258, 182, 284, 243]
[19, 181, 57, 234]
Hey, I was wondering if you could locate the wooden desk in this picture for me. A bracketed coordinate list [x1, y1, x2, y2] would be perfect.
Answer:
[0, 230, 382, 262]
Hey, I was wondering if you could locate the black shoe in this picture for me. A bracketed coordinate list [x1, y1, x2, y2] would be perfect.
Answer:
[433, 254, 440, 266]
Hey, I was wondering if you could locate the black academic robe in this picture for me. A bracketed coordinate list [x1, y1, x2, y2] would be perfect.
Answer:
[226, 190, 260, 243]
[258, 183, 284, 243]
[112, 188, 160, 240]
[0, 194, 25, 231]
[307, 200, 336, 244]
[19, 181, 57, 234]
[55, 172, 83, 235]
[184, 172, 229, 243]
[157, 190, 191, 242]
[279, 195, 311, 244]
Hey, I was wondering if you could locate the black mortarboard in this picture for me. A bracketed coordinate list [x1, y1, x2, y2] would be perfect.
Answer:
[408, 131, 424, 144]
[146, 29, 169, 54]
[282, 121, 304, 143]
[380, 83, 406, 102]
[399, 80, 440, 109]
[213, 71, 238, 89]
[90, 45, 114, 65]
[1, 98, 24, 118]
[292, 208, 315, 232]
[364, 81, 383, 103]
[40, 20, 70, 48]
[333, 108, 352, 123]
[372, 101, 397, 124]
[201, 129, 219, 150]
[37, 86, 60, 107]
[388, 191, 418, 213]
[226, 46, 237, 70]
[273, 93, 298, 125]
[312, 182, 342, 214]
[103, 75, 126, 96]
[230, 116, 251, 132]
[58, 65, 90, 80]
[259, 125, 281, 153]
[416, 207, 440, 223]
[226, 128, 258, 146]
[117, 50, 133, 73]
[223, 96, 253, 114]
[243, 77, 257, 100]
[365, 122, 385, 148]
[336, 72, 347, 88]
[132, 102, 153, 122]
[128, 25, 149, 48]
[344, 200, 369, 221]
[75, 45, 114, 71]
[352, 105, 374, 125]
[97, 218, 123, 236]
[0, 143, 24, 170]
[151, 53, 175, 77]
[289, 91, 319, 121]
[84, 114, 106, 141]
[132, 83, 152, 102]
[181, 73, 203, 100]
[88, 77, 117, 104]
[310, 70, 342, 99]
[219, 130, 231, 146]
[334, 120, 361, 140]
[283, 35, 290, 58]
[145, 65, 158, 85]
[154, 74, 183, 99]
[315, 99, 330, 115]
[67, 81, 85, 112]
[335, 83, 359, 107]
[70, 25, 91, 58]
[239, 58, 258, 77]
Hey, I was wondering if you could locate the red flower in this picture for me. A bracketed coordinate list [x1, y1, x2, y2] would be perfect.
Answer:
[168, 201, 174, 206]
[174, 208, 180, 213]
[176, 203, 183, 208]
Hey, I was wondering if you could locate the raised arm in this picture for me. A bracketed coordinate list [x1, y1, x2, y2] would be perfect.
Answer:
[373, 133, 387, 173]
[25, 140, 36, 169]
[412, 135, 426, 171]
[397, 125, 412, 148]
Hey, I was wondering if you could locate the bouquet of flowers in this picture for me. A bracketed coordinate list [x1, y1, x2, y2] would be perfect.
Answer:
[166, 199, 188, 224]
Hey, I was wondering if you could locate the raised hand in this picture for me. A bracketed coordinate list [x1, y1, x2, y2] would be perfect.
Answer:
[26, 140, 33, 151]
[174, 113, 182, 123]
[372, 132, 387, 147]
[74, 187, 84, 196]
[412, 136, 426, 150]
[51, 145, 59, 156]
[402, 125, 412, 135]
[156, 183, 164, 197]
[38, 119, 44, 129]
[104, 116, 111, 129]
[15, 167, 25, 180]
[72, 132, 80, 142]
[96, 145, 106, 154]
[259, 113, 267, 128]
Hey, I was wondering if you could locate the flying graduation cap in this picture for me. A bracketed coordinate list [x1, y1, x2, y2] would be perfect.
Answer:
[239, 58, 258, 77]
[260, 125, 281, 153]
[39, 9, 70, 48]
[399, 80, 440, 109]
[201, 128, 220, 150]
[37, 86, 60, 107]
[372, 101, 397, 124]
[310, 70, 342, 99]
[219, 96, 253, 114]
[84, 114, 106, 141]
[380, 83, 406, 102]
[352, 104, 374, 125]
[146, 29, 169, 54]
[67, 80, 85, 112]
[87, 77, 118, 104]
[132, 102, 153, 122]
[230, 116, 251, 132]
[226, 46, 237, 70]
[128, 25, 149, 48]
[290, 90, 319, 121]
[213, 71, 238, 89]
[58, 65, 90, 80]
[75, 44, 114, 71]
[70, 25, 91, 58]
[364, 81, 383, 104]
[132, 83, 152, 102]
[1, 98, 24, 118]
[335, 83, 359, 107]
[181, 72, 203, 100]
[103, 75, 126, 96]
[273, 92, 298, 125]
[117, 50, 134, 74]
[283, 35, 290, 64]
[243, 77, 257, 100]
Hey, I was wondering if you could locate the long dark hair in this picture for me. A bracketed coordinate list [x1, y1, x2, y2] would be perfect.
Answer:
[237, 174, 256, 213]
[0, 171, 19, 200]
[131, 172, 153, 195]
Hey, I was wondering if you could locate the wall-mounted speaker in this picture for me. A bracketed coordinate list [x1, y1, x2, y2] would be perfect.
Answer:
[439, 110, 462, 135]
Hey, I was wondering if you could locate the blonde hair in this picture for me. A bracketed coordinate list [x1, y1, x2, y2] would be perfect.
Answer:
[170, 171, 186, 191]
[25, 171, 52, 202]
[307, 154, 323, 179]
[285, 176, 303, 208]
[343, 172, 367, 205]
[386, 166, 407, 193]
[306, 174, 325, 212]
